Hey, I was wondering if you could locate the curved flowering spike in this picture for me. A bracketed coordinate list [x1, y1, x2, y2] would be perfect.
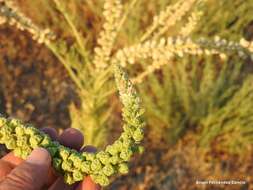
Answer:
[0, 65, 145, 186]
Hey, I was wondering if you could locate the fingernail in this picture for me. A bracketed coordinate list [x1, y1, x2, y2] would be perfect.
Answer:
[26, 148, 51, 165]
[81, 145, 97, 153]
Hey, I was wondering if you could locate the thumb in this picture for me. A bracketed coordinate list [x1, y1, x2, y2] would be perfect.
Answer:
[0, 148, 51, 190]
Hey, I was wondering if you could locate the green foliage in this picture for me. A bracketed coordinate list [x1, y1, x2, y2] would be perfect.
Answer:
[0, 64, 145, 186]
[139, 55, 253, 153]
[195, 0, 253, 40]
[200, 74, 253, 152]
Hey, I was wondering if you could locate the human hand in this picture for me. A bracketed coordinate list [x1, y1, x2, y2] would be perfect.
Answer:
[0, 127, 101, 190]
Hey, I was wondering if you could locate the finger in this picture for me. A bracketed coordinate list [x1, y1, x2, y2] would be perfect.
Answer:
[41, 127, 59, 141]
[1, 151, 57, 188]
[0, 160, 13, 181]
[0, 148, 51, 190]
[59, 128, 84, 151]
[0, 153, 57, 187]
[76, 176, 101, 190]
[0, 153, 23, 181]
[1, 152, 23, 167]
[81, 145, 97, 153]
[0, 149, 57, 187]
[48, 177, 78, 190]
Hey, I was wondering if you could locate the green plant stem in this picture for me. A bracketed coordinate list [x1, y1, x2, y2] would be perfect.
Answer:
[140, 24, 157, 43]
[46, 42, 84, 92]
[117, 0, 139, 33]
[53, 0, 90, 63]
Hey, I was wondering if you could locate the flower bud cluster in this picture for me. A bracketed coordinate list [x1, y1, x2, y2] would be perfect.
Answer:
[0, 65, 144, 186]
[240, 38, 253, 54]
[179, 0, 207, 37]
[141, 0, 197, 41]
[155, 0, 197, 38]
[93, 0, 123, 69]
[0, 1, 55, 44]
[180, 10, 203, 37]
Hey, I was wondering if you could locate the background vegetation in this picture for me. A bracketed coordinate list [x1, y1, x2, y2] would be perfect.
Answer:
[0, 0, 253, 189]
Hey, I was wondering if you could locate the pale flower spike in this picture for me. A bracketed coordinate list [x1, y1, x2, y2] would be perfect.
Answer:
[0, 0, 55, 44]
[93, 0, 123, 69]
[113, 36, 253, 83]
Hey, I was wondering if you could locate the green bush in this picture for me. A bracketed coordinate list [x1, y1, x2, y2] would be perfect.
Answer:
[140, 55, 253, 153]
